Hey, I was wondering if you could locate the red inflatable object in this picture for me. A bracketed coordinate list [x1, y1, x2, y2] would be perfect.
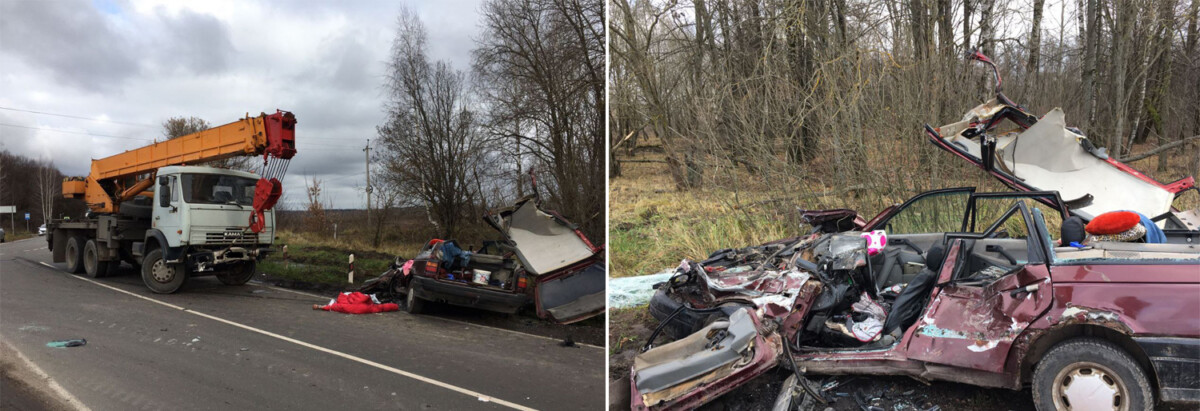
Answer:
[1085, 211, 1141, 235]
[314, 292, 399, 314]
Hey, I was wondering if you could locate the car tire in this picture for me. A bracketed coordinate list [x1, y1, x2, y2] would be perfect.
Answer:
[1032, 338, 1154, 411]
[216, 261, 256, 286]
[83, 239, 111, 278]
[405, 282, 425, 314]
[141, 249, 186, 294]
[64, 236, 85, 274]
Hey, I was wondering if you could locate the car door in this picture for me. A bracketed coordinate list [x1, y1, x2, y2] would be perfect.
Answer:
[864, 187, 975, 253]
[498, 199, 606, 324]
[904, 202, 1054, 373]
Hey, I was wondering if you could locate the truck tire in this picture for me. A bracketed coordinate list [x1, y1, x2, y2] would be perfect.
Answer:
[141, 249, 186, 294]
[64, 236, 85, 274]
[216, 261, 256, 286]
[83, 239, 111, 278]
[1032, 338, 1154, 411]
[404, 283, 425, 314]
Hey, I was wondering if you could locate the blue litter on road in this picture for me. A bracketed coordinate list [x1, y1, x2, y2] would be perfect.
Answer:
[47, 339, 86, 348]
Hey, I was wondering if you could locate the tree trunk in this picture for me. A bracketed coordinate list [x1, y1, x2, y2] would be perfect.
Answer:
[937, 0, 953, 55]
[962, 0, 974, 51]
[1083, 0, 1100, 131]
[1110, 0, 1133, 159]
[1028, 0, 1045, 76]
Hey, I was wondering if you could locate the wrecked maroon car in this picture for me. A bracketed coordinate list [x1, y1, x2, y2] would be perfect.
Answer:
[632, 189, 1199, 410]
[362, 195, 606, 324]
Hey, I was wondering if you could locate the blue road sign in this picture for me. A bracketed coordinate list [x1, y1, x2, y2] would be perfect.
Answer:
[24, 213, 30, 221]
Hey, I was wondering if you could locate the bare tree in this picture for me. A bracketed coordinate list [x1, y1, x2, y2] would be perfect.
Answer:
[304, 177, 329, 233]
[473, 0, 606, 238]
[376, 7, 484, 239]
[36, 159, 55, 225]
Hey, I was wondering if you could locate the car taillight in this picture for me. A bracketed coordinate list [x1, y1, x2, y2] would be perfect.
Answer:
[517, 277, 527, 290]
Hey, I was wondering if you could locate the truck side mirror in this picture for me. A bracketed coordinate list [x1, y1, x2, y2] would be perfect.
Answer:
[158, 177, 171, 207]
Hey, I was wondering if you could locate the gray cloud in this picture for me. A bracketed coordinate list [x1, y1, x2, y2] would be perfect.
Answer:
[0, 0, 483, 209]
[0, 0, 139, 92]
[153, 8, 235, 75]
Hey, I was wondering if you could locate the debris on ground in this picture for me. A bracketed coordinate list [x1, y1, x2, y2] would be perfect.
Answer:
[46, 339, 86, 348]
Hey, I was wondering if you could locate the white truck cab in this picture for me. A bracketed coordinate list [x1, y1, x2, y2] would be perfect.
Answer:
[136, 166, 275, 292]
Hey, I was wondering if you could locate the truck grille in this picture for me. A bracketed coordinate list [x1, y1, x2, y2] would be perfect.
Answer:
[204, 231, 257, 245]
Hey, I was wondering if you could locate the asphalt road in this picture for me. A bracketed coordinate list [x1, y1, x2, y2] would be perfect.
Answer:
[0, 238, 604, 410]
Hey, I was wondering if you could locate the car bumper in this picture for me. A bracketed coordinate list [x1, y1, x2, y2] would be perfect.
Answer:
[409, 275, 528, 314]
[1134, 336, 1200, 403]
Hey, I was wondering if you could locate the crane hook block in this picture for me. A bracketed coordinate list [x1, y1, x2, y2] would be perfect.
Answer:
[250, 177, 283, 233]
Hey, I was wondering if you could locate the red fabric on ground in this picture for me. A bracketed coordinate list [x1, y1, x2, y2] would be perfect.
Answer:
[1085, 211, 1140, 235]
[318, 292, 400, 314]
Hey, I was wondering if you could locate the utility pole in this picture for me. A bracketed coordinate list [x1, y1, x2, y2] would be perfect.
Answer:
[363, 139, 372, 226]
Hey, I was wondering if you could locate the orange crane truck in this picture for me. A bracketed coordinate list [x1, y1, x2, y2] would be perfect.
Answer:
[47, 111, 297, 293]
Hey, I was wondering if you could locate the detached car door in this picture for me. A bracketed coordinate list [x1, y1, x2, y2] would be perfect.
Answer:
[493, 199, 606, 324]
[905, 202, 1055, 373]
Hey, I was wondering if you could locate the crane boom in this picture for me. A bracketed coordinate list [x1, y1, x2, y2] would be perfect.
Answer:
[64, 110, 296, 232]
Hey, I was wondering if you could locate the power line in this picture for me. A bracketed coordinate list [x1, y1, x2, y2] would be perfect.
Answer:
[0, 122, 155, 141]
[0, 106, 157, 128]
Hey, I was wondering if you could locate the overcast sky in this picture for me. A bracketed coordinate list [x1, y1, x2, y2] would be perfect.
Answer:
[0, 0, 484, 209]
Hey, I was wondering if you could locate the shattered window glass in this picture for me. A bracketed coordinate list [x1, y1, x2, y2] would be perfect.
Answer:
[880, 191, 969, 234]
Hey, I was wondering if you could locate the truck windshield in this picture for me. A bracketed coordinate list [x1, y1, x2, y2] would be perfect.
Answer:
[181, 174, 257, 206]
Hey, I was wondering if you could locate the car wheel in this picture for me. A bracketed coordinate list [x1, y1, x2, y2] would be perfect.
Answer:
[64, 236, 85, 274]
[1032, 338, 1154, 411]
[83, 239, 111, 278]
[405, 283, 425, 314]
[141, 249, 186, 294]
[217, 261, 256, 286]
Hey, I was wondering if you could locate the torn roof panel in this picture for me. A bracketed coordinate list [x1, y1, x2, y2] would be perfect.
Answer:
[939, 105, 1179, 220]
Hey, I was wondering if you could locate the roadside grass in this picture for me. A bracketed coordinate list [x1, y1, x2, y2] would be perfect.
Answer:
[259, 229, 424, 286]
[3, 230, 38, 243]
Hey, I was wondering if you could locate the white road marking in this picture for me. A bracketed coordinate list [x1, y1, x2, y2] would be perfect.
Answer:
[52, 269, 536, 411]
[258, 281, 603, 350]
[2, 339, 92, 411]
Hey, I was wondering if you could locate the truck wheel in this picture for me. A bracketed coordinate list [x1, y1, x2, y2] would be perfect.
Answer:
[216, 261, 256, 286]
[83, 239, 111, 278]
[64, 236, 85, 274]
[1032, 338, 1154, 411]
[141, 249, 186, 294]
[404, 283, 425, 314]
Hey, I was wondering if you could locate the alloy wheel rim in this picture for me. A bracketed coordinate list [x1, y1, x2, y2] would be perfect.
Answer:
[1053, 361, 1127, 411]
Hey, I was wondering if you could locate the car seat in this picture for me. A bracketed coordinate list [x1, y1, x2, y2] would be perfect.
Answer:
[881, 245, 945, 335]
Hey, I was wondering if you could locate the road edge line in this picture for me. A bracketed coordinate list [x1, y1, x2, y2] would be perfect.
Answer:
[55, 271, 537, 411]
[1, 337, 93, 411]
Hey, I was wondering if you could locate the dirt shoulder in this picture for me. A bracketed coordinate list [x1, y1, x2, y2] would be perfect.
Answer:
[0, 340, 79, 411]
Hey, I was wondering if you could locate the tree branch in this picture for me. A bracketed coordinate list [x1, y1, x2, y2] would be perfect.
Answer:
[1117, 135, 1200, 163]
